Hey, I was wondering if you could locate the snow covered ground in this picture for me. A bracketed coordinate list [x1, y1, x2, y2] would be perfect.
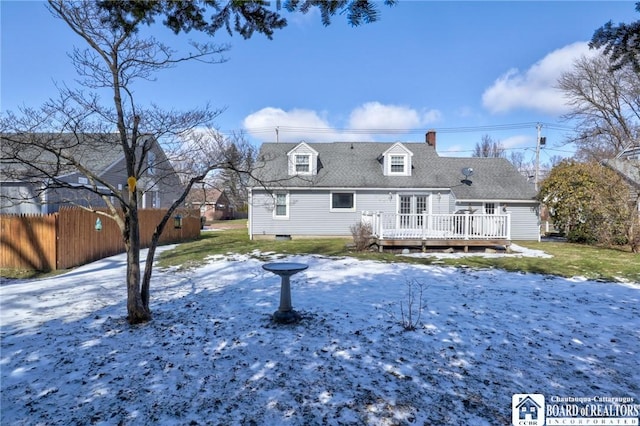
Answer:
[1, 247, 639, 425]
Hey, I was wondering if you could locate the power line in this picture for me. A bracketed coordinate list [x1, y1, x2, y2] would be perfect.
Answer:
[219, 122, 574, 137]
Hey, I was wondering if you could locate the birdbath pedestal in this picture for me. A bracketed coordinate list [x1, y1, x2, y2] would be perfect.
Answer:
[262, 262, 308, 323]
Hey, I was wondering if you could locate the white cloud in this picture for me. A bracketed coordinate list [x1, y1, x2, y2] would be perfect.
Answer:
[243, 107, 346, 142]
[482, 42, 600, 115]
[243, 103, 442, 143]
[348, 102, 441, 130]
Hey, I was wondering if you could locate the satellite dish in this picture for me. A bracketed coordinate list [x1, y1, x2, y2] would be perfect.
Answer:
[461, 167, 474, 178]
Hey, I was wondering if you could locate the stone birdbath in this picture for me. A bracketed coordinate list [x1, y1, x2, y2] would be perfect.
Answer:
[262, 262, 308, 323]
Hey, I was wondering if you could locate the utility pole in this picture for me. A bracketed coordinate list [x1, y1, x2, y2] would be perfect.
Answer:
[535, 123, 541, 191]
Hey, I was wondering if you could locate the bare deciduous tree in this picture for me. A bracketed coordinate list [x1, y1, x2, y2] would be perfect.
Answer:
[557, 53, 640, 161]
[472, 134, 505, 158]
[1, 1, 256, 324]
[214, 132, 257, 214]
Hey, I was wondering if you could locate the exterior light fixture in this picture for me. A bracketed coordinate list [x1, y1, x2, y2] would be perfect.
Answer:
[95, 218, 102, 231]
[174, 214, 183, 229]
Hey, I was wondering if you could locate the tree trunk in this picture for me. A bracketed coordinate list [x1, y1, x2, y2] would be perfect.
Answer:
[141, 241, 158, 309]
[126, 204, 152, 324]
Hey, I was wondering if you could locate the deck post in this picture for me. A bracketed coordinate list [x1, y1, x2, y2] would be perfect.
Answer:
[464, 211, 470, 240]
[507, 212, 511, 240]
[422, 211, 427, 240]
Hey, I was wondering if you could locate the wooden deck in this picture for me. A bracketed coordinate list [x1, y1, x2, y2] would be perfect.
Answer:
[371, 237, 511, 252]
[363, 211, 512, 252]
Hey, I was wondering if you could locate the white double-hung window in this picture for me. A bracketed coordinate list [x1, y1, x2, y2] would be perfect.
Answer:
[295, 154, 310, 173]
[274, 193, 289, 218]
[390, 155, 405, 173]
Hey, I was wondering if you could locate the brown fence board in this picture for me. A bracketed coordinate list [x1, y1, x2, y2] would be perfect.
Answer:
[1, 207, 200, 271]
[0, 214, 57, 270]
[56, 207, 125, 270]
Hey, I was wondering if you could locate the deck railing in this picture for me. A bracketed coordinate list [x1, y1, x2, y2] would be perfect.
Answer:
[361, 211, 511, 241]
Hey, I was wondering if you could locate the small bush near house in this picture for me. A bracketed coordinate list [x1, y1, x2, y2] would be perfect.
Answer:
[350, 222, 373, 252]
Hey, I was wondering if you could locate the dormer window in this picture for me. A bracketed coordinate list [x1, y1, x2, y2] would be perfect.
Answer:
[382, 143, 413, 176]
[287, 142, 318, 176]
[390, 155, 406, 173]
[295, 154, 310, 173]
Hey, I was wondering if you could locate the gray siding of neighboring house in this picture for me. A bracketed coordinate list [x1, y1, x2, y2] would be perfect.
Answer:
[1, 134, 185, 213]
[51, 151, 183, 211]
[46, 186, 106, 212]
[0, 183, 41, 214]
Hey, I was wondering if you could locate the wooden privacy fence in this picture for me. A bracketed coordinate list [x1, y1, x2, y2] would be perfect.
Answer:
[1, 207, 201, 271]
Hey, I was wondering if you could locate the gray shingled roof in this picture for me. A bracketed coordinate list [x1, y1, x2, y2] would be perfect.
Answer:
[1, 133, 126, 181]
[253, 141, 537, 201]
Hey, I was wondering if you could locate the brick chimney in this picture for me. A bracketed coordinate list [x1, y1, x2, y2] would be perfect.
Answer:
[426, 130, 436, 148]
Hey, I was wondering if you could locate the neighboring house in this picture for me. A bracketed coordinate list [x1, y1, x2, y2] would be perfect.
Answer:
[1, 133, 184, 214]
[185, 186, 233, 221]
[248, 131, 540, 246]
[602, 146, 640, 212]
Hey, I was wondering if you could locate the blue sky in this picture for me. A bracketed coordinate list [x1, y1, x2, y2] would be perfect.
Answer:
[1, 1, 635, 164]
